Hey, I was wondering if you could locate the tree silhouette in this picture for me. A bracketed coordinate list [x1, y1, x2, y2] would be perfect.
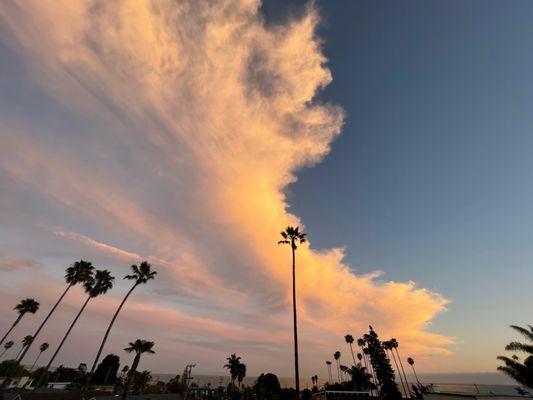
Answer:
[0, 341, 14, 360]
[325, 361, 332, 383]
[35, 268, 114, 389]
[18, 260, 94, 363]
[390, 339, 410, 396]
[363, 327, 402, 400]
[407, 357, 421, 386]
[347, 363, 374, 391]
[29, 342, 49, 372]
[497, 324, 533, 388]
[278, 225, 306, 394]
[122, 339, 155, 399]
[15, 335, 34, 359]
[86, 261, 157, 387]
[254, 373, 281, 400]
[345, 334, 357, 366]
[333, 351, 341, 382]
[224, 353, 242, 388]
[237, 363, 247, 388]
[93, 353, 121, 385]
[0, 298, 39, 347]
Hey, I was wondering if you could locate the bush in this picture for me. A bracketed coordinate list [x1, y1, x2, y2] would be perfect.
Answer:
[0, 359, 29, 377]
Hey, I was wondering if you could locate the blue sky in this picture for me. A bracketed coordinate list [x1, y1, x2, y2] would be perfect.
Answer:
[272, 0, 533, 370]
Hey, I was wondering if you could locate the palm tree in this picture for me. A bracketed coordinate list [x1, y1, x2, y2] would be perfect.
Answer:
[35, 269, 114, 388]
[384, 340, 407, 397]
[15, 335, 34, 359]
[326, 361, 332, 383]
[18, 260, 94, 363]
[122, 339, 155, 399]
[497, 325, 533, 389]
[345, 334, 357, 366]
[407, 358, 420, 386]
[0, 341, 14, 359]
[278, 225, 306, 394]
[28, 342, 49, 372]
[237, 363, 247, 388]
[0, 299, 39, 346]
[224, 353, 242, 388]
[347, 363, 374, 391]
[391, 339, 409, 395]
[86, 261, 157, 386]
[333, 351, 341, 382]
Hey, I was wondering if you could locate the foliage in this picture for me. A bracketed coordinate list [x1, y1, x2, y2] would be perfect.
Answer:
[0, 359, 28, 377]
[125, 261, 158, 284]
[363, 327, 402, 400]
[31, 367, 50, 387]
[167, 374, 186, 394]
[52, 365, 87, 383]
[132, 370, 152, 393]
[92, 353, 120, 385]
[347, 363, 375, 391]
[254, 373, 281, 400]
[224, 353, 243, 387]
[279, 388, 297, 400]
[497, 324, 533, 388]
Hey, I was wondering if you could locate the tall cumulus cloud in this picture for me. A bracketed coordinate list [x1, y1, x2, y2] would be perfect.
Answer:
[0, 0, 452, 375]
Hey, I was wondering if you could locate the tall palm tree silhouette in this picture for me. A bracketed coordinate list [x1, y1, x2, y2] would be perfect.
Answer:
[36, 268, 114, 389]
[16, 335, 34, 359]
[29, 342, 49, 372]
[333, 351, 341, 382]
[122, 339, 155, 399]
[391, 339, 409, 394]
[407, 358, 420, 386]
[278, 225, 306, 394]
[326, 361, 333, 383]
[0, 341, 14, 360]
[345, 334, 357, 366]
[384, 340, 408, 397]
[18, 260, 94, 363]
[0, 298, 39, 346]
[86, 261, 157, 387]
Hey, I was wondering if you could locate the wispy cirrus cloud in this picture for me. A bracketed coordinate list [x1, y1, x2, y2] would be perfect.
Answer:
[0, 0, 452, 375]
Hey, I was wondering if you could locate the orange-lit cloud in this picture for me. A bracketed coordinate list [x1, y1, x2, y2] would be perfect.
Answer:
[0, 0, 452, 375]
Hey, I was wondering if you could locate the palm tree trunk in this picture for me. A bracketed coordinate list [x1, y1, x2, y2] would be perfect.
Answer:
[395, 348, 410, 394]
[18, 284, 73, 363]
[410, 364, 420, 386]
[85, 283, 138, 387]
[291, 245, 300, 394]
[33, 295, 91, 390]
[29, 351, 42, 373]
[15, 344, 26, 360]
[122, 353, 140, 399]
[349, 343, 356, 366]
[0, 347, 9, 359]
[0, 314, 23, 346]
[327, 364, 332, 383]
[336, 360, 340, 382]
[389, 349, 408, 398]
[362, 349, 378, 397]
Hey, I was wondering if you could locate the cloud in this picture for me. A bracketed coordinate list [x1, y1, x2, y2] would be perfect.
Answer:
[0, 0, 452, 375]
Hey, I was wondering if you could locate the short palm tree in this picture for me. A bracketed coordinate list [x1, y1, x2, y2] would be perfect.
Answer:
[18, 260, 94, 363]
[15, 335, 34, 359]
[326, 361, 332, 382]
[0, 299, 39, 346]
[334, 351, 341, 382]
[237, 363, 247, 388]
[86, 261, 157, 386]
[36, 269, 114, 388]
[348, 364, 374, 391]
[29, 342, 49, 372]
[497, 325, 533, 388]
[224, 353, 242, 388]
[122, 339, 155, 399]
[345, 334, 357, 366]
[0, 341, 14, 359]
[278, 225, 306, 394]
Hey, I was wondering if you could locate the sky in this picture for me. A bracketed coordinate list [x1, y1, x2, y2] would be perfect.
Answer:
[0, 0, 532, 382]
